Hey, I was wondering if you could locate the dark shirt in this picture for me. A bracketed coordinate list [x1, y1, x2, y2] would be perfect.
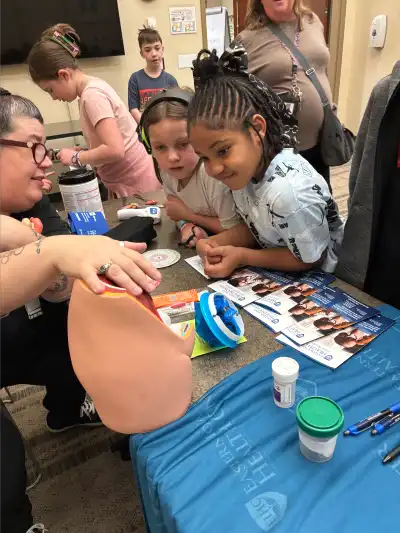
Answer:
[128, 69, 178, 112]
[1, 196, 71, 378]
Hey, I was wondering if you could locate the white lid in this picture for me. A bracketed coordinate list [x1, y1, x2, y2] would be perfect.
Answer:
[272, 357, 299, 384]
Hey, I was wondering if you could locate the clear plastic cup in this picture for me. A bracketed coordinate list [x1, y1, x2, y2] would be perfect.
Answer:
[296, 396, 344, 463]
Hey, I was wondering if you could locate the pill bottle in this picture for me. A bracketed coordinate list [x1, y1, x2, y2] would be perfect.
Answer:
[272, 357, 299, 408]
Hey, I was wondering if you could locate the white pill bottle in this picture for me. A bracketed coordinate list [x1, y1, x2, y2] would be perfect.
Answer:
[272, 357, 299, 408]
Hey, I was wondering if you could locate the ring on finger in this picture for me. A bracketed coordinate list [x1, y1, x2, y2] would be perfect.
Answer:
[97, 261, 114, 275]
[119, 241, 125, 247]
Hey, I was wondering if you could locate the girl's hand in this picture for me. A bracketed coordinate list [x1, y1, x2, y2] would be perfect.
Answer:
[57, 148, 76, 166]
[204, 245, 244, 278]
[196, 238, 221, 265]
[165, 196, 192, 222]
[46, 236, 161, 296]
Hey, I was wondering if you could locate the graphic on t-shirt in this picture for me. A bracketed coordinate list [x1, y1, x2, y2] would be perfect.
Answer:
[139, 88, 164, 110]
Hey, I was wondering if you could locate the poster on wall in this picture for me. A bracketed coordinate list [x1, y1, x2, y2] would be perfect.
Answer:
[169, 6, 197, 34]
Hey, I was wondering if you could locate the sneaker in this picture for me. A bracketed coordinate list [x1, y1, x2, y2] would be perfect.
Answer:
[46, 397, 103, 433]
[26, 524, 48, 533]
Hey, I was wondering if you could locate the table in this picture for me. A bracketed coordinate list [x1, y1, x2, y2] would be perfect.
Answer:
[45, 120, 82, 141]
[102, 194, 381, 402]
[105, 197, 399, 532]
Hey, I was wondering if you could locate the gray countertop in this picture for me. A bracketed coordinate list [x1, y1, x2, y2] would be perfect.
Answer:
[102, 194, 381, 402]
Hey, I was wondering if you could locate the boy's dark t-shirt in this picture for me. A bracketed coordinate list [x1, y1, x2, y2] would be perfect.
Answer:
[128, 69, 178, 112]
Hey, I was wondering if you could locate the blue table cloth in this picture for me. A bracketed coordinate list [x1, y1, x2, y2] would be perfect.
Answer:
[131, 304, 400, 533]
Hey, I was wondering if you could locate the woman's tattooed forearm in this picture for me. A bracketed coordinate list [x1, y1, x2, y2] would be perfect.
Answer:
[34, 233, 45, 254]
[47, 273, 69, 293]
[0, 246, 25, 264]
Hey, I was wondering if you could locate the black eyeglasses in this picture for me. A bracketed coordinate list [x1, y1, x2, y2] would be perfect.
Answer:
[0, 139, 54, 165]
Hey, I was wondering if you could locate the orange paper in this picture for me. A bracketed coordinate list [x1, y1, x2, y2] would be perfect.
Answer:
[153, 289, 199, 309]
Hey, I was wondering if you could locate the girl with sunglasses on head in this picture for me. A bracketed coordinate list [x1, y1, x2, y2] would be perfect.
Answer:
[27, 23, 160, 201]
[189, 46, 343, 279]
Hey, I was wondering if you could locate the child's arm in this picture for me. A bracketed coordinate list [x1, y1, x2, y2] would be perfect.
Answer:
[165, 195, 223, 234]
[57, 91, 125, 167]
[128, 74, 141, 123]
[202, 202, 331, 277]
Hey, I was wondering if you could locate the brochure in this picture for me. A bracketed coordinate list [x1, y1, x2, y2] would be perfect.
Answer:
[185, 255, 210, 279]
[281, 286, 379, 345]
[245, 303, 296, 333]
[256, 270, 335, 315]
[208, 267, 296, 307]
[170, 320, 247, 358]
[277, 314, 395, 369]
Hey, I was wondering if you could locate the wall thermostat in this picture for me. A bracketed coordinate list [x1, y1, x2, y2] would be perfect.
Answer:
[370, 15, 387, 49]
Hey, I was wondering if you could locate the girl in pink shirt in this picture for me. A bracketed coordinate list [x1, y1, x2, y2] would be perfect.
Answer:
[28, 23, 160, 199]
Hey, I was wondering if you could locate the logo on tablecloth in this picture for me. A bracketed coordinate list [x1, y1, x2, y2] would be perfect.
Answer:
[289, 379, 318, 413]
[246, 492, 287, 531]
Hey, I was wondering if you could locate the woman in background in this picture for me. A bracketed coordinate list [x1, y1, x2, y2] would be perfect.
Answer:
[28, 23, 160, 200]
[236, 0, 333, 188]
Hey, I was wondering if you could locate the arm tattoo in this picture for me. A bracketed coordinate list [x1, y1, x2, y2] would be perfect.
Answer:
[0, 246, 25, 265]
[47, 273, 69, 293]
[33, 233, 45, 255]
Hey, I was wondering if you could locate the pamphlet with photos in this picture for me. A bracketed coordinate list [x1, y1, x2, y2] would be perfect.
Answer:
[256, 270, 335, 315]
[277, 314, 395, 369]
[208, 267, 296, 307]
[245, 302, 298, 333]
[281, 286, 379, 345]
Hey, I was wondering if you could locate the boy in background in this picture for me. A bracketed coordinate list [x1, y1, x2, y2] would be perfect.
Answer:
[128, 26, 178, 124]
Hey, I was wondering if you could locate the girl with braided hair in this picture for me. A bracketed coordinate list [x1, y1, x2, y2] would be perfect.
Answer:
[189, 46, 343, 280]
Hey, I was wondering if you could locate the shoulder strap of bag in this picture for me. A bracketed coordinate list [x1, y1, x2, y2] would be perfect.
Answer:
[267, 22, 330, 108]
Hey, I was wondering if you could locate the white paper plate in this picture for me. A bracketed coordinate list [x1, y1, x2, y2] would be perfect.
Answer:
[142, 249, 181, 268]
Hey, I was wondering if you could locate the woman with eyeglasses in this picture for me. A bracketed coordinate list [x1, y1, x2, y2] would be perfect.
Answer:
[27, 23, 160, 201]
[0, 89, 161, 533]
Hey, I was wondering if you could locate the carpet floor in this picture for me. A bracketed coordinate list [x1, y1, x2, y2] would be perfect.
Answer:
[1, 386, 146, 533]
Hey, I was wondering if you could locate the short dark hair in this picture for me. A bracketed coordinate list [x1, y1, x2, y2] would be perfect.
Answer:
[138, 26, 162, 48]
[0, 89, 43, 136]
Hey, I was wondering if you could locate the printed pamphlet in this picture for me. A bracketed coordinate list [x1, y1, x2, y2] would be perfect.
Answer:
[245, 302, 296, 333]
[281, 286, 379, 345]
[185, 255, 210, 279]
[208, 267, 296, 307]
[256, 270, 335, 315]
[277, 314, 395, 369]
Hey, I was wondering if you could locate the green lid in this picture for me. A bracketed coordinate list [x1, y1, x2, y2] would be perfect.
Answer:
[296, 396, 344, 438]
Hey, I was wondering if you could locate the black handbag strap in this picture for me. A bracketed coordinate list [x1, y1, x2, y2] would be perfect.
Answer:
[268, 22, 331, 108]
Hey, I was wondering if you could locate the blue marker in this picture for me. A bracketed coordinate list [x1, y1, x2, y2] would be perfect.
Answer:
[343, 402, 400, 436]
[372, 413, 400, 436]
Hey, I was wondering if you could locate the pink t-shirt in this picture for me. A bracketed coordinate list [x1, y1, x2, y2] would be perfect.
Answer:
[79, 78, 160, 197]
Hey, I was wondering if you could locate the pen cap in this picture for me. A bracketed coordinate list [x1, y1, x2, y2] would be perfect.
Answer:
[272, 357, 299, 384]
[296, 397, 344, 439]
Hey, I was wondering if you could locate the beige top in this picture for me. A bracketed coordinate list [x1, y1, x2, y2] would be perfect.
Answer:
[161, 163, 241, 229]
[79, 78, 159, 197]
[238, 15, 332, 151]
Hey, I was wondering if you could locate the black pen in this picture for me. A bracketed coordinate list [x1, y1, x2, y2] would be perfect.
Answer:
[382, 443, 400, 464]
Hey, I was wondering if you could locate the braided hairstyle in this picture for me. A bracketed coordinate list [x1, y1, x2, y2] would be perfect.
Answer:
[188, 45, 297, 163]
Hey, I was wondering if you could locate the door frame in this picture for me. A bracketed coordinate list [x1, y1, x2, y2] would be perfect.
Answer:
[327, 0, 347, 103]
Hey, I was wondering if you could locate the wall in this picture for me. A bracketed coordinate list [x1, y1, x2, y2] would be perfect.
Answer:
[0, 0, 203, 125]
[337, 0, 400, 133]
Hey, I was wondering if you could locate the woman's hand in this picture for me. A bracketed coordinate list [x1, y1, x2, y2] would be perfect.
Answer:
[41, 178, 53, 193]
[57, 148, 76, 166]
[165, 196, 193, 222]
[45, 235, 161, 296]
